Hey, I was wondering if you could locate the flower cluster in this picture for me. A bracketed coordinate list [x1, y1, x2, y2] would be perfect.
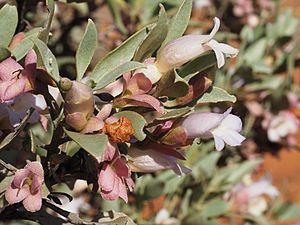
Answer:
[0, 5, 243, 215]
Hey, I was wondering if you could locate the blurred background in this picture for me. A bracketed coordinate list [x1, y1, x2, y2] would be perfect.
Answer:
[1, 0, 300, 224]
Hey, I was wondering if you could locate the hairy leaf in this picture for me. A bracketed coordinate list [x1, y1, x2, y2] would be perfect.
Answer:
[90, 27, 147, 84]
[76, 19, 97, 81]
[64, 129, 108, 159]
[0, 4, 18, 47]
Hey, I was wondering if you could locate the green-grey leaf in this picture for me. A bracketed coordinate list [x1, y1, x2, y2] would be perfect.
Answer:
[277, 203, 300, 221]
[0, 175, 13, 194]
[32, 38, 60, 83]
[64, 129, 108, 159]
[179, 52, 216, 78]
[192, 152, 221, 179]
[156, 107, 191, 121]
[160, 0, 192, 47]
[28, 117, 54, 146]
[0, 4, 18, 47]
[197, 86, 236, 104]
[134, 5, 168, 62]
[12, 28, 43, 61]
[90, 27, 147, 84]
[226, 159, 262, 184]
[76, 19, 97, 81]
[0, 47, 11, 62]
[94, 61, 145, 90]
[155, 69, 189, 98]
[107, 0, 127, 34]
[201, 199, 229, 218]
[113, 111, 147, 141]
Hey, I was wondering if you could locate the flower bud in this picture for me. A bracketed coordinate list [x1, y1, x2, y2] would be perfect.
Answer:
[63, 79, 94, 131]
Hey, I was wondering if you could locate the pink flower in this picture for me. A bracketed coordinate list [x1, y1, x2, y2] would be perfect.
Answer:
[0, 49, 36, 102]
[181, 108, 245, 151]
[127, 143, 191, 176]
[114, 72, 164, 113]
[62, 78, 95, 131]
[98, 144, 134, 203]
[5, 161, 44, 212]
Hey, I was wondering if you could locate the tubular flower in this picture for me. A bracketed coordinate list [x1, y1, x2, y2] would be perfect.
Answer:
[5, 161, 44, 212]
[98, 147, 134, 203]
[62, 78, 95, 131]
[127, 144, 191, 176]
[181, 108, 245, 151]
[155, 17, 239, 73]
[0, 49, 36, 102]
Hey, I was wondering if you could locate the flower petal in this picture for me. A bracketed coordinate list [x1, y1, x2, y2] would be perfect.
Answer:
[100, 176, 120, 201]
[81, 116, 104, 134]
[182, 108, 231, 139]
[219, 114, 243, 132]
[22, 190, 42, 212]
[96, 104, 112, 121]
[0, 78, 26, 101]
[5, 184, 30, 204]
[118, 178, 128, 203]
[206, 39, 225, 68]
[25, 161, 44, 178]
[114, 158, 129, 178]
[13, 169, 30, 188]
[218, 43, 239, 57]
[124, 94, 164, 113]
[213, 129, 245, 148]
[99, 164, 115, 192]
[208, 17, 221, 40]
[127, 73, 152, 95]
[213, 134, 225, 151]
[0, 58, 23, 81]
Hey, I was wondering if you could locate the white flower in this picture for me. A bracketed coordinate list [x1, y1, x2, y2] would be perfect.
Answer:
[229, 176, 279, 216]
[267, 111, 298, 143]
[156, 17, 239, 73]
[181, 108, 245, 151]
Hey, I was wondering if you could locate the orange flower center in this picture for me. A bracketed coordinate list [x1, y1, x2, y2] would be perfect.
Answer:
[103, 116, 134, 143]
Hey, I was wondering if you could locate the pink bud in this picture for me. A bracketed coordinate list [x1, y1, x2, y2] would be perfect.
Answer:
[63, 79, 94, 131]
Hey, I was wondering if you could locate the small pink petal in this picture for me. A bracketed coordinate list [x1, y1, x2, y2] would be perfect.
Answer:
[0, 78, 26, 101]
[25, 161, 44, 178]
[101, 141, 117, 161]
[81, 116, 104, 134]
[118, 179, 128, 203]
[125, 177, 135, 192]
[13, 169, 30, 188]
[22, 190, 42, 212]
[99, 164, 115, 192]
[125, 94, 164, 113]
[0, 58, 23, 81]
[127, 73, 152, 95]
[100, 176, 120, 201]
[114, 158, 129, 177]
[96, 104, 112, 121]
[5, 184, 30, 204]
